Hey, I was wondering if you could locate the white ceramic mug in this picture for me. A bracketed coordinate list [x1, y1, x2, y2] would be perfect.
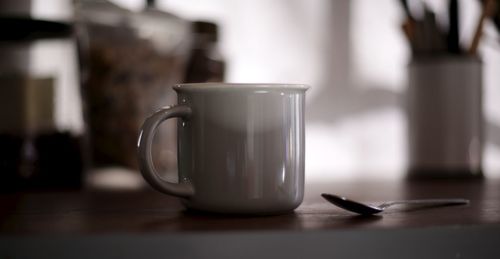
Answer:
[138, 83, 309, 214]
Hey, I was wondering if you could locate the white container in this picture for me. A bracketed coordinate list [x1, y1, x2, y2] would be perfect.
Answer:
[406, 57, 483, 178]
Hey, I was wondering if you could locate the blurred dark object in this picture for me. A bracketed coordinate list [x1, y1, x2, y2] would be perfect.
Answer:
[75, 0, 190, 174]
[447, 0, 461, 54]
[401, 4, 447, 57]
[399, 0, 414, 21]
[0, 7, 85, 190]
[183, 21, 225, 83]
[400, 0, 499, 56]
[493, 0, 500, 33]
[0, 133, 84, 190]
[0, 17, 72, 41]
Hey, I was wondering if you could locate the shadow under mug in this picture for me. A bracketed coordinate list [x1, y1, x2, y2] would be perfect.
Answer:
[138, 83, 309, 214]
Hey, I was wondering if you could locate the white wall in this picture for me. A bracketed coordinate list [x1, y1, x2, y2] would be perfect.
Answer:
[114, 0, 500, 180]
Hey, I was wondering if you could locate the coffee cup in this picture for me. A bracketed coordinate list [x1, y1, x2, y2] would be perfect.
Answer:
[138, 83, 308, 214]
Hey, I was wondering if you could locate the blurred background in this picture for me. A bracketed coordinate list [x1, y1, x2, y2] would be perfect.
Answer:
[1, 0, 499, 191]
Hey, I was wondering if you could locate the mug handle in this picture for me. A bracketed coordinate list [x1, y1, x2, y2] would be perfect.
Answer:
[138, 105, 194, 198]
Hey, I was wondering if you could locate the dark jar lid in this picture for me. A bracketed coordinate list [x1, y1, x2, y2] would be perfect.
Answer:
[0, 16, 72, 42]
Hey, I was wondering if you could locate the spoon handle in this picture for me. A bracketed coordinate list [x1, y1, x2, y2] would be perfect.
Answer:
[378, 198, 469, 209]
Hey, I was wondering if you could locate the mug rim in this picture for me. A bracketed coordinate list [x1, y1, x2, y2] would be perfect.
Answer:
[174, 83, 309, 91]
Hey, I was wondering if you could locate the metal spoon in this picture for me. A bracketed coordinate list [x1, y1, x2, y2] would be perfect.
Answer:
[321, 193, 469, 215]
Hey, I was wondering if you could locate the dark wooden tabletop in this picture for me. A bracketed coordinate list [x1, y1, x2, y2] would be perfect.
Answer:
[1, 178, 499, 234]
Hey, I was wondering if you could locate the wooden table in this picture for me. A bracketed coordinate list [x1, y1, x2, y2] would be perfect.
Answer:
[1, 178, 500, 258]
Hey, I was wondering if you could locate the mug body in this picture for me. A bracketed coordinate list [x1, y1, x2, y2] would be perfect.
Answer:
[175, 83, 307, 214]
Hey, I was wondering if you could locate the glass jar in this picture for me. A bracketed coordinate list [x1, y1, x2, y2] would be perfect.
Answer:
[75, 0, 191, 180]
